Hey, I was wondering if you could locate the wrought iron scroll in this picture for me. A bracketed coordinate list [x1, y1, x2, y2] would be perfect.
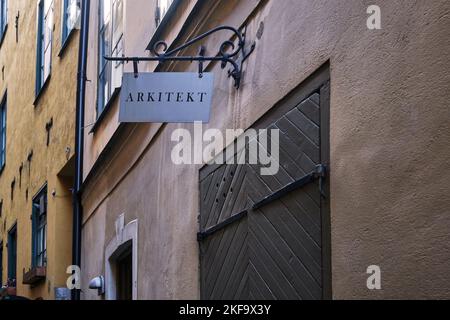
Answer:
[104, 26, 256, 89]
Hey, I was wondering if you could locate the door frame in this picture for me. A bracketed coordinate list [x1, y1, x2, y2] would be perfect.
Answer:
[105, 215, 138, 300]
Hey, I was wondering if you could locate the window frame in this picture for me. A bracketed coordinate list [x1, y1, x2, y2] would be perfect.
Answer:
[31, 186, 47, 268]
[96, 0, 123, 118]
[155, 0, 174, 27]
[61, 0, 80, 50]
[7, 223, 17, 282]
[0, 92, 6, 173]
[0, 0, 7, 45]
[35, 0, 53, 97]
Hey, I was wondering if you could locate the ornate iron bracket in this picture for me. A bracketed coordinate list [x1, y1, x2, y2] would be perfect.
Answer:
[104, 25, 256, 89]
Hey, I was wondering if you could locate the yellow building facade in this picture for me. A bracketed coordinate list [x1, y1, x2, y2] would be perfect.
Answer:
[0, 0, 79, 300]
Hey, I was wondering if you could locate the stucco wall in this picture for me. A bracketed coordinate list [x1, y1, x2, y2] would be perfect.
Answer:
[81, 0, 450, 299]
[0, 0, 78, 299]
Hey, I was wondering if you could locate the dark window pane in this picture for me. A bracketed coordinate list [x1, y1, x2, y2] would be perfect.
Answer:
[7, 224, 17, 281]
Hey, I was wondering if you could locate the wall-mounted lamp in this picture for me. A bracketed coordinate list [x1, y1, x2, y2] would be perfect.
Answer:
[89, 276, 105, 296]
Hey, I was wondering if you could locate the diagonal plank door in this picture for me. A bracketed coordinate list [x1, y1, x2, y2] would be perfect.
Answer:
[199, 79, 330, 300]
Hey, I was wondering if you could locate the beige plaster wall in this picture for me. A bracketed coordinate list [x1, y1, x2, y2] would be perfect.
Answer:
[81, 0, 450, 299]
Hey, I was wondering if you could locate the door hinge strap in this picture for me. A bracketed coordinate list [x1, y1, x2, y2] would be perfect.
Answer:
[252, 164, 327, 211]
[198, 165, 327, 242]
[197, 210, 248, 242]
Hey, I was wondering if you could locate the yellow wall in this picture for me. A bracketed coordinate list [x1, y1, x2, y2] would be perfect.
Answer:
[0, 0, 78, 300]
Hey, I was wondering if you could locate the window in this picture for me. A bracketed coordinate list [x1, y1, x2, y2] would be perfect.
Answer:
[7, 224, 16, 282]
[62, 0, 80, 45]
[36, 0, 54, 95]
[97, 0, 123, 116]
[32, 187, 47, 268]
[0, 93, 6, 171]
[155, 0, 174, 27]
[0, 0, 7, 41]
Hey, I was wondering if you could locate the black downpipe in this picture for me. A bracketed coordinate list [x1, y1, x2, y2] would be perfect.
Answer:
[72, 0, 90, 301]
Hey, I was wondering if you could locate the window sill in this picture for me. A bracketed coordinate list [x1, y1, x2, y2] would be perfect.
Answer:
[33, 75, 51, 107]
[5, 286, 16, 296]
[22, 266, 46, 285]
[90, 87, 121, 134]
[58, 28, 78, 58]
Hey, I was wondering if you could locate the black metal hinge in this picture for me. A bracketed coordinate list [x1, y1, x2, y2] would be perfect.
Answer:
[252, 164, 327, 210]
[197, 210, 248, 242]
[197, 164, 327, 242]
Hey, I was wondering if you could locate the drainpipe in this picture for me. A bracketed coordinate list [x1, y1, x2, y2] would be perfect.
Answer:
[72, 0, 90, 301]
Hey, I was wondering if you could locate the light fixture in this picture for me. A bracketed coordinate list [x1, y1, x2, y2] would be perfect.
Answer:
[89, 276, 105, 296]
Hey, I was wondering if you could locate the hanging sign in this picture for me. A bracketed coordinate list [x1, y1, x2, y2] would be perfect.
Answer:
[119, 72, 214, 123]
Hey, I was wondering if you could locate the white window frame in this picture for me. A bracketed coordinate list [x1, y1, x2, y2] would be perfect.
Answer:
[61, 0, 80, 46]
[155, 0, 174, 27]
[36, 0, 54, 95]
[97, 0, 123, 116]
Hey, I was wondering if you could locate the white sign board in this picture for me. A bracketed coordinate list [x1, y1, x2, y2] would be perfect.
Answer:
[119, 72, 214, 123]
